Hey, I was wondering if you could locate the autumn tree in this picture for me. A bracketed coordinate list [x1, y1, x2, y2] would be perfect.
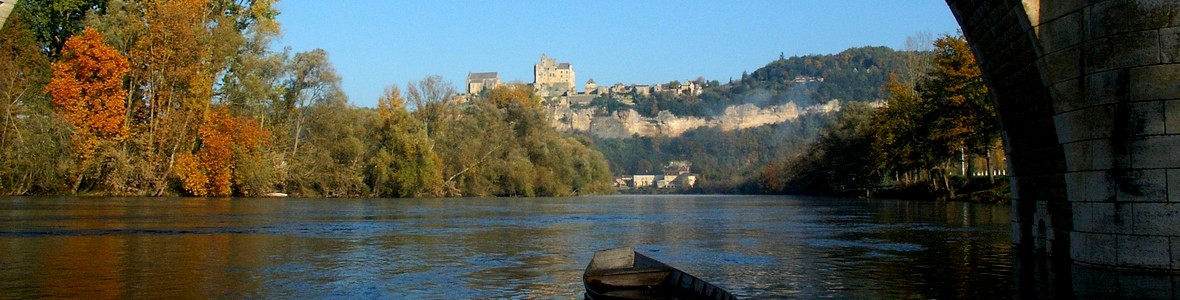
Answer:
[487, 83, 541, 109]
[175, 106, 270, 197]
[45, 27, 129, 193]
[917, 34, 997, 186]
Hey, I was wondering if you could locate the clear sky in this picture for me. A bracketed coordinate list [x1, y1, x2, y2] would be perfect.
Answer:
[274, 1, 962, 108]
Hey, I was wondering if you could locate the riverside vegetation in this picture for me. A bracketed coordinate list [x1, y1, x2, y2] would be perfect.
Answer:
[1, 1, 1004, 201]
[0, 0, 612, 197]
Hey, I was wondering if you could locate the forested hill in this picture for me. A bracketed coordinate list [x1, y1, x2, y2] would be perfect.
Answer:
[589, 47, 929, 192]
[628, 46, 926, 119]
[698, 45, 920, 108]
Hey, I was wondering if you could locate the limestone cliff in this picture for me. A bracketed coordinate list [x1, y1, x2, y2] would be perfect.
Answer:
[547, 100, 840, 138]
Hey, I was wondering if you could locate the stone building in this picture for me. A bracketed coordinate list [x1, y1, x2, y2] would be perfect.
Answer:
[534, 54, 575, 96]
[584, 79, 597, 95]
[465, 72, 500, 95]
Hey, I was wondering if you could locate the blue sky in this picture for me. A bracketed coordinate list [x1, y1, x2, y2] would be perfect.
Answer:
[274, 1, 961, 108]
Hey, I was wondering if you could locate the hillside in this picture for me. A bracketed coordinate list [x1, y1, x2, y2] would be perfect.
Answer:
[564, 46, 928, 191]
[547, 46, 924, 139]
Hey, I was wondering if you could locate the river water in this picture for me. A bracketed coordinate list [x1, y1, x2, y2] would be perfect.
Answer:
[0, 195, 1012, 298]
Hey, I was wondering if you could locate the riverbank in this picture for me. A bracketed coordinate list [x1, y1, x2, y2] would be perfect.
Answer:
[865, 176, 1011, 204]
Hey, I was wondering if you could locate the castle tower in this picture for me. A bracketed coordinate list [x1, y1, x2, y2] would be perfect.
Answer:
[533, 54, 575, 97]
[585, 79, 597, 94]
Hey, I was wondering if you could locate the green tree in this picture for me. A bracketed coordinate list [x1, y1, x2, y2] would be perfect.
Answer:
[17, 0, 107, 58]
[0, 12, 71, 195]
[367, 85, 443, 197]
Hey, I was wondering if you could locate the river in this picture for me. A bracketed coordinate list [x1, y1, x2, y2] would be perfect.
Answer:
[0, 195, 1012, 298]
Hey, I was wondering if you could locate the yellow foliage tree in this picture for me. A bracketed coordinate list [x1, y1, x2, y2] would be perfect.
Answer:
[487, 84, 541, 109]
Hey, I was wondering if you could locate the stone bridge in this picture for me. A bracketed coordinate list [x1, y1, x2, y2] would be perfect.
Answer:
[946, 0, 1180, 273]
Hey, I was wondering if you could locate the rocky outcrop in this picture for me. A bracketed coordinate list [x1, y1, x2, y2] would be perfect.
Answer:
[547, 100, 840, 138]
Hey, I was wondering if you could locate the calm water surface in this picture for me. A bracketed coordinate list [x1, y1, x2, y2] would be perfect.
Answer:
[0, 195, 1012, 298]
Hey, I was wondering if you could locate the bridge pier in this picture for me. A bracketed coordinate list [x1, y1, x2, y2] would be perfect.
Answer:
[947, 0, 1180, 272]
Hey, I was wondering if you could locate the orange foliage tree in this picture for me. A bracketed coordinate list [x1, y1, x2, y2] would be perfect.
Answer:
[175, 107, 270, 197]
[44, 27, 129, 192]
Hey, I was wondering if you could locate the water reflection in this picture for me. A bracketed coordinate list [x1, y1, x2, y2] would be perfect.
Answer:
[0, 196, 1017, 298]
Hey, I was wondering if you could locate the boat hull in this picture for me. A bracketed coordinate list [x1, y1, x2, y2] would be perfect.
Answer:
[583, 247, 737, 300]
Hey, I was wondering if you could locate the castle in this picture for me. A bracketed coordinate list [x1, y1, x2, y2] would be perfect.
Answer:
[464, 54, 705, 101]
[533, 54, 575, 96]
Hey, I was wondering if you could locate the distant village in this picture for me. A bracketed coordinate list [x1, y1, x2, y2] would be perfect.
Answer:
[464, 54, 701, 191]
[461, 54, 705, 107]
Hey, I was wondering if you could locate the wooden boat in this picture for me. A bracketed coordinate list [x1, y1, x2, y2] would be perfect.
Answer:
[583, 247, 737, 300]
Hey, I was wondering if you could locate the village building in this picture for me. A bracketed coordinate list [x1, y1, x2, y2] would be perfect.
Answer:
[617, 161, 698, 190]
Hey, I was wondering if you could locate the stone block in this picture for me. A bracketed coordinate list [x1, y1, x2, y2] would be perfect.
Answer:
[1073, 202, 1095, 232]
[1066, 170, 1116, 201]
[1118, 272, 1175, 299]
[1172, 237, 1180, 269]
[1170, 169, 1180, 203]
[1131, 135, 1180, 169]
[1085, 30, 1161, 73]
[1063, 141, 1092, 172]
[1037, 11, 1085, 55]
[1043, 45, 1083, 84]
[1117, 169, 1168, 203]
[1073, 231, 1118, 265]
[1063, 139, 1122, 172]
[1130, 64, 1180, 102]
[1054, 105, 1115, 143]
[1092, 202, 1135, 235]
[1127, 101, 1167, 136]
[1163, 27, 1180, 63]
[1117, 235, 1171, 269]
[1090, 1, 1180, 38]
[1086, 69, 1127, 108]
[1167, 100, 1180, 134]
[1050, 78, 1084, 113]
[1071, 229, 1089, 260]
[1034, 1, 1085, 27]
[1132, 203, 1180, 235]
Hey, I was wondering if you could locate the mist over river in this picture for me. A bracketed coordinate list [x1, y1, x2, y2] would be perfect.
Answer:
[0, 195, 1012, 298]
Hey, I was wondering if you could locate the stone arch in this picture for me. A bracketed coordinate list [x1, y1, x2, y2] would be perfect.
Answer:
[946, 0, 1180, 271]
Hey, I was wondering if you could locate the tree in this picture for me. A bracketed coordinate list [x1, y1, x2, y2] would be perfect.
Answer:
[175, 106, 271, 196]
[16, 0, 107, 58]
[487, 83, 540, 109]
[45, 27, 128, 193]
[278, 48, 345, 158]
[917, 34, 997, 186]
[367, 85, 443, 197]
[405, 75, 457, 139]
[0, 11, 69, 195]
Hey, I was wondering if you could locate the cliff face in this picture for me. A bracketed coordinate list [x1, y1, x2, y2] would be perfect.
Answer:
[546, 100, 840, 138]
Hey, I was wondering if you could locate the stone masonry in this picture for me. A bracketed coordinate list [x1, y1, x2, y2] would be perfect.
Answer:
[946, 0, 1180, 272]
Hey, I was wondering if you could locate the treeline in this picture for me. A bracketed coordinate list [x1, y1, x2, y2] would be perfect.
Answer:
[0, 0, 613, 197]
[758, 35, 1006, 202]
